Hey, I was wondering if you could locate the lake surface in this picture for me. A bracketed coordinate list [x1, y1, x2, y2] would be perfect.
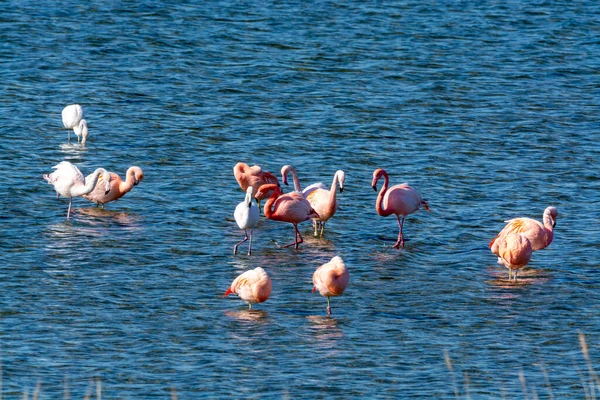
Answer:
[1, 0, 600, 397]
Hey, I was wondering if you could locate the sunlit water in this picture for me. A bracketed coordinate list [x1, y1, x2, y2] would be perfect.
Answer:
[1, 0, 600, 397]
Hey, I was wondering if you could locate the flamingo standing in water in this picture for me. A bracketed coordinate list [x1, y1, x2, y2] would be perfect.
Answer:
[73, 119, 88, 145]
[489, 206, 558, 252]
[303, 170, 345, 237]
[312, 256, 349, 316]
[61, 104, 83, 144]
[255, 183, 319, 249]
[43, 161, 112, 219]
[83, 166, 144, 208]
[490, 232, 533, 281]
[233, 162, 279, 210]
[223, 267, 272, 309]
[372, 168, 430, 248]
[233, 187, 260, 255]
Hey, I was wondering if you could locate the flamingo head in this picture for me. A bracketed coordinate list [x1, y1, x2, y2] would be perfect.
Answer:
[371, 168, 386, 191]
[130, 166, 144, 186]
[280, 165, 295, 186]
[256, 183, 280, 200]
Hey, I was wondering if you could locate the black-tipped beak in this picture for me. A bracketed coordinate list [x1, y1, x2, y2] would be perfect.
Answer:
[104, 189, 110, 195]
[339, 187, 344, 193]
[552, 220, 556, 228]
[372, 185, 377, 191]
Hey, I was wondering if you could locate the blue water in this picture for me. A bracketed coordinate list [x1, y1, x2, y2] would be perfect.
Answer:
[2, 0, 600, 397]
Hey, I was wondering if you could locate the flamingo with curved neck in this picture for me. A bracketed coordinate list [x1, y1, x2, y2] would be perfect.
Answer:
[43, 161, 112, 219]
[280, 165, 306, 193]
[303, 170, 345, 237]
[256, 183, 319, 249]
[492, 233, 532, 281]
[233, 162, 279, 209]
[61, 104, 83, 144]
[83, 166, 144, 208]
[73, 119, 88, 145]
[372, 168, 429, 248]
[224, 267, 272, 309]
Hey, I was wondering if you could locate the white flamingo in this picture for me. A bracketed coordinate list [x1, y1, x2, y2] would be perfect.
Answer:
[61, 104, 83, 144]
[234, 187, 260, 255]
[43, 161, 112, 219]
[73, 119, 88, 145]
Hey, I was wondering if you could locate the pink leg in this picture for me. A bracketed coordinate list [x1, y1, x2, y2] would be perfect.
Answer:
[247, 229, 254, 256]
[282, 224, 304, 249]
[392, 215, 405, 248]
[234, 230, 249, 255]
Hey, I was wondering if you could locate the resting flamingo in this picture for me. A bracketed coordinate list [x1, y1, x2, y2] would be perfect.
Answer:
[61, 104, 83, 144]
[43, 161, 112, 219]
[489, 206, 558, 253]
[233, 187, 260, 255]
[255, 183, 319, 249]
[223, 267, 272, 309]
[490, 232, 532, 281]
[372, 168, 429, 248]
[73, 119, 88, 145]
[233, 162, 279, 209]
[303, 170, 345, 237]
[83, 166, 144, 208]
[312, 256, 349, 316]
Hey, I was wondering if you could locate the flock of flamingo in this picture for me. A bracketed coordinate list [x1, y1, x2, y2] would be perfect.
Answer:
[42, 105, 558, 316]
[224, 162, 558, 315]
[43, 104, 144, 218]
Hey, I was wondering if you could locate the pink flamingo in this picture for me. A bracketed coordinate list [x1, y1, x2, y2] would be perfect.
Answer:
[255, 183, 319, 249]
[223, 267, 272, 309]
[83, 166, 144, 208]
[371, 168, 430, 248]
[43, 161, 112, 219]
[312, 256, 349, 316]
[490, 232, 533, 281]
[234, 162, 279, 209]
[489, 206, 558, 252]
[303, 170, 345, 237]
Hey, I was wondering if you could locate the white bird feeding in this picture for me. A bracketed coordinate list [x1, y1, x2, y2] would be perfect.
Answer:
[61, 104, 84, 144]
[233, 187, 260, 255]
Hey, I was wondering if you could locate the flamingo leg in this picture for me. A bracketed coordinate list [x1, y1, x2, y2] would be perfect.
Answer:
[281, 224, 303, 249]
[514, 269, 519, 282]
[320, 222, 325, 237]
[248, 229, 254, 256]
[67, 129, 71, 143]
[233, 230, 249, 255]
[67, 197, 72, 219]
[313, 220, 318, 236]
[327, 296, 331, 316]
[248, 303, 252, 310]
[101, 204, 104, 210]
[393, 215, 405, 248]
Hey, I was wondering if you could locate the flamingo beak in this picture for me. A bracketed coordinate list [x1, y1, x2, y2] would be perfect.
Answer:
[339, 187, 344, 193]
[223, 287, 233, 297]
[312, 286, 316, 293]
[372, 185, 377, 191]
[282, 176, 289, 186]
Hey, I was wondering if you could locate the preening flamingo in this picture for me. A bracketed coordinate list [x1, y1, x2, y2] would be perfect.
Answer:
[233, 187, 260, 255]
[303, 170, 345, 237]
[233, 162, 279, 209]
[255, 183, 319, 249]
[43, 161, 112, 219]
[223, 267, 272, 309]
[489, 206, 558, 252]
[83, 166, 144, 208]
[490, 232, 532, 281]
[281, 164, 310, 193]
[312, 256, 349, 316]
[372, 168, 429, 248]
[61, 104, 83, 144]
[73, 119, 88, 145]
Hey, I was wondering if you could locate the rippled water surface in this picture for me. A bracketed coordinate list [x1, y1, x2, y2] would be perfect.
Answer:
[2, 0, 600, 398]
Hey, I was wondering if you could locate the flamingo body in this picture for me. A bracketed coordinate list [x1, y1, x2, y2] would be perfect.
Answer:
[233, 187, 260, 255]
[43, 161, 111, 219]
[304, 170, 345, 237]
[312, 256, 349, 315]
[61, 104, 83, 143]
[234, 163, 279, 206]
[223, 267, 272, 309]
[372, 168, 429, 248]
[256, 183, 319, 249]
[83, 166, 144, 207]
[492, 233, 533, 281]
[489, 206, 558, 252]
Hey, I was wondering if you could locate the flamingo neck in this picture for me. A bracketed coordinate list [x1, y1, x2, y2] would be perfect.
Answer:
[263, 187, 281, 219]
[290, 168, 302, 192]
[72, 169, 104, 197]
[375, 171, 391, 216]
